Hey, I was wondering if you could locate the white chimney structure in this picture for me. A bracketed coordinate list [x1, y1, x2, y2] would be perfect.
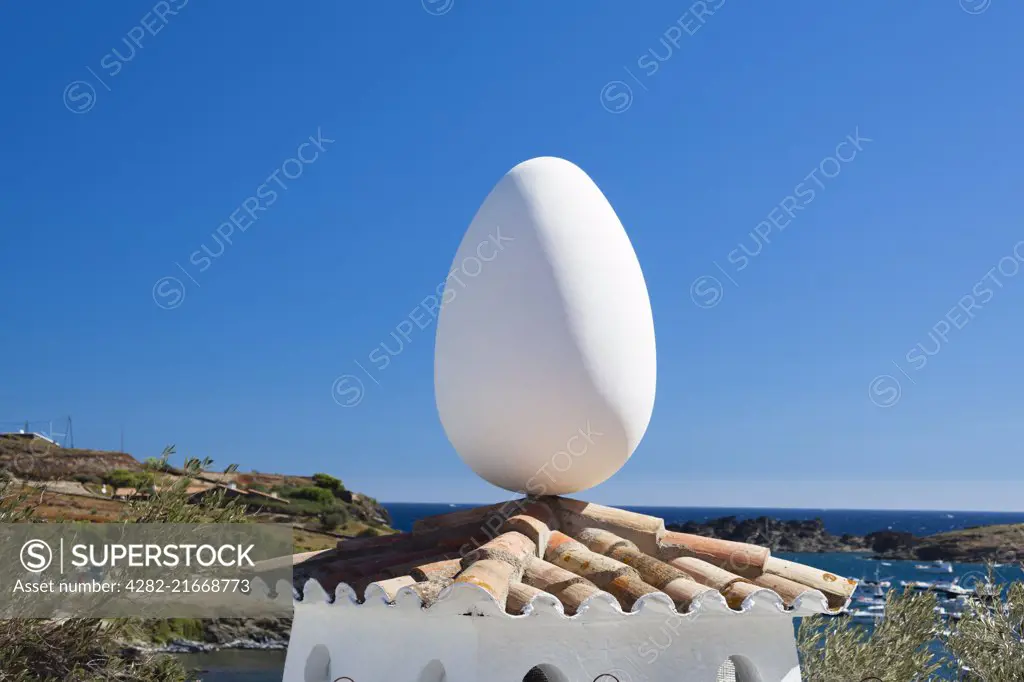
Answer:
[282, 158, 855, 682]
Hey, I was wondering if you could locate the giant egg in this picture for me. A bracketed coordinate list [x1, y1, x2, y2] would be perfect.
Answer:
[434, 157, 656, 495]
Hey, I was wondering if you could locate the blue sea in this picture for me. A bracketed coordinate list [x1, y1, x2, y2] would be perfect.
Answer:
[182, 504, 1024, 681]
[385, 502, 1024, 537]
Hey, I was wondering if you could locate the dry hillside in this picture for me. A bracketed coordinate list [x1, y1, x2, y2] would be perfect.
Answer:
[0, 435, 141, 479]
[0, 434, 393, 550]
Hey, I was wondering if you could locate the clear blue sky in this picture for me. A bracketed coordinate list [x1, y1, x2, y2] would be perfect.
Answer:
[2, 1, 1023, 510]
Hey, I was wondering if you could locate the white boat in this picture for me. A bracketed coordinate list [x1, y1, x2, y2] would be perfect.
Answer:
[848, 609, 884, 621]
[860, 579, 891, 590]
[856, 583, 886, 600]
[914, 560, 953, 574]
[858, 567, 892, 593]
[933, 579, 972, 597]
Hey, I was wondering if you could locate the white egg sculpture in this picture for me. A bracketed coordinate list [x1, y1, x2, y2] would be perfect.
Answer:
[434, 157, 656, 495]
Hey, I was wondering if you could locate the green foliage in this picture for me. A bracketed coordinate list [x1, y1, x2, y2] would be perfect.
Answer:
[311, 472, 346, 497]
[122, 450, 247, 525]
[945, 578, 1024, 681]
[318, 509, 348, 531]
[285, 485, 335, 505]
[0, 619, 186, 682]
[0, 479, 36, 523]
[799, 588, 944, 681]
[104, 469, 153, 490]
[357, 526, 383, 538]
[138, 618, 205, 645]
[141, 457, 166, 471]
[239, 491, 333, 516]
[799, 577, 1024, 682]
[0, 445, 246, 681]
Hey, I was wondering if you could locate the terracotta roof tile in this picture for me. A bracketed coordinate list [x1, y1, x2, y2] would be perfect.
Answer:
[521, 557, 601, 615]
[462, 531, 536, 572]
[752, 572, 813, 605]
[456, 558, 516, 607]
[659, 530, 769, 577]
[577, 529, 712, 609]
[410, 558, 462, 582]
[506, 581, 546, 614]
[500, 514, 551, 557]
[667, 556, 750, 592]
[722, 580, 764, 609]
[290, 495, 856, 617]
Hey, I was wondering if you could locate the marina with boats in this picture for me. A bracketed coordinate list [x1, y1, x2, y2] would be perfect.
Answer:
[841, 559, 1013, 623]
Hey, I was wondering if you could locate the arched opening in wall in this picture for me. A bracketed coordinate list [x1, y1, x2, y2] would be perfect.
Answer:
[303, 644, 331, 682]
[418, 659, 447, 682]
[522, 664, 569, 682]
[715, 655, 762, 682]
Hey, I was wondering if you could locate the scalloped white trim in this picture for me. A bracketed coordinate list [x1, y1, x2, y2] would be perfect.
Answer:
[246, 576, 300, 609]
[290, 578, 842, 619]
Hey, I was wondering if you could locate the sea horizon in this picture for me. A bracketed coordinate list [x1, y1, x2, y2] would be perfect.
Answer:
[382, 501, 1024, 537]
[365, 478, 1024, 513]
[384, 500, 1024, 514]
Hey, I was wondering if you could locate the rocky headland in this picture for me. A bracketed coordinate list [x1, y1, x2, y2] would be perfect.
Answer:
[666, 516, 869, 553]
[666, 516, 1024, 563]
[866, 524, 1024, 563]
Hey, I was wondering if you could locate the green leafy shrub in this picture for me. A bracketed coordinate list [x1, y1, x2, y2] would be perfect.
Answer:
[944, 578, 1024, 680]
[286, 486, 335, 505]
[798, 588, 944, 681]
[312, 472, 346, 497]
[319, 510, 348, 531]
[799, 576, 1024, 682]
[141, 618, 205, 645]
[104, 469, 152, 490]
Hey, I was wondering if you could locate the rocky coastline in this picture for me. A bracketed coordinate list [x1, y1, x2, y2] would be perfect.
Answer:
[666, 516, 1024, 563]
[665, 516, 870, 553]
[127, 617, 291, 655]
[136, 638, 287, 655]
[864, 523, 1024, 563]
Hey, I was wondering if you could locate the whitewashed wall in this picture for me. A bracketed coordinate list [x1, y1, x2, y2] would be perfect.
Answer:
[281, 582, 819, 682]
